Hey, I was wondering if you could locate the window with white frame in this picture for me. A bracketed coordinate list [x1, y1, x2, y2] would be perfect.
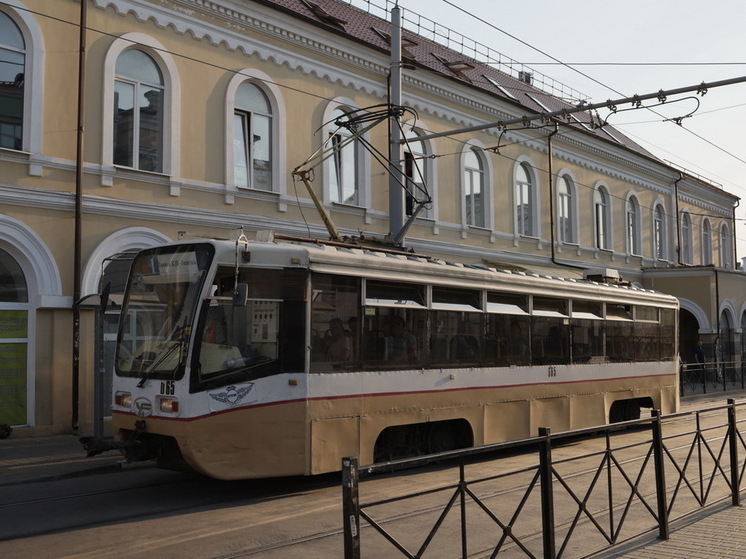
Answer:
[626, 195, 641, 255]
[464, 147, 485, 227]
[720, 223, 732, 268]
[702, 218, 712, 265]
[0, 10, 24, 150]
[681, 212, 692, 264]
[328, 107, 359, 205]
[594, 185, 611, 250]
[404, 129, 428, 217]
[233, 81, 272, 191]
[515, 162, 535, 237]
[653, 204, 667, 260]
[113, 49, 164, 172]
[557, 174, 575, 243]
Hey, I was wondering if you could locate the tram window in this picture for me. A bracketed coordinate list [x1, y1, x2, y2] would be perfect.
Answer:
[366, 280, 425, 307]
[432, 287, 481, 311]
[659, 308, 676, 361]
[636, 306, 659, 322]
[486, 292, 528, 314]
[533, 297, 568, 317]
[571, 300, 602, 320]
[606, 303, 632, 320]
[570, 319, 605, 364]
[606, 321, 634, 362]
[310, 274, 361, 372]
[361, 307, 426, 367]
[532, 316, 570, 365]
[191, 267, 306, 391]
[484, 314, 530, 366]
[430, 310, 482, 365]
[634, 321, 660, 361]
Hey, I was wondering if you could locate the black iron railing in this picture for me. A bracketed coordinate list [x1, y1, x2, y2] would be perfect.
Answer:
[342, 398, 746, 558]
[680, 360, 744, 395]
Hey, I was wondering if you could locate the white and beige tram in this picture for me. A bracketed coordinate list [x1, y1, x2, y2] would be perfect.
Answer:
[109, 235, 678, 479]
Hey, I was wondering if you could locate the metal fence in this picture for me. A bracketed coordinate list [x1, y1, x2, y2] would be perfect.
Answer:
[342, 399, 746, 558]
[680, 360, 745, 396]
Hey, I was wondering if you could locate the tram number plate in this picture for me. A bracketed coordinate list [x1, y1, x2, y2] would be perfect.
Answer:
[547, 366, 557, 378]
[160, 380, 175, 395]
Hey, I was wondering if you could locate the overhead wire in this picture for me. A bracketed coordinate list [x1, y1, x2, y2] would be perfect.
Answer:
[8, 1, 746, 251]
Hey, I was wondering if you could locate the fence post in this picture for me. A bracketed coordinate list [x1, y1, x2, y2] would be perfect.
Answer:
[342, 457, 361, 559]
[538, 427, 556, 559]
[727, 398, 740, 506]
[651, 409, 669, 540]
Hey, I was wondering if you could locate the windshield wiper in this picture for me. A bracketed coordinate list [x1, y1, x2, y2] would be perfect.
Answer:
[136, 339, 184, 387]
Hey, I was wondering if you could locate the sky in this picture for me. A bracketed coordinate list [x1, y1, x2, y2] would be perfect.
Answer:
[353, 0, 746, 260]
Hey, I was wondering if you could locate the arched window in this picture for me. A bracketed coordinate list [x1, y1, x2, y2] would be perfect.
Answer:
[328, 107, 359, 206]
[681, 212, 692, 264]
[653, 205, 667, 260]
[594, 185, 611, 250]
[702, 218, 712, 265]
[404, 129, 428, 217]
[720, 223, 732, 269]
[557, 174, 575, 243]
[233, 82, 272, 190]
[0, 248, 29, 426]
[515, 162, 535, 237]
[626, 195, 641, 255]
[464, 148, 485, 227]
[0, 10, 25, 150]
[113, 49, 164, 172]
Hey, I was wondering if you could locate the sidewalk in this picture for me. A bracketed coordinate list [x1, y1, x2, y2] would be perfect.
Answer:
[589, 501, 746, 558]
[0, 433, 128, 486]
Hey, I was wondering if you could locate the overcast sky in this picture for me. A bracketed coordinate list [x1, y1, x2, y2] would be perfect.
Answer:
[359, 0, 746, 259]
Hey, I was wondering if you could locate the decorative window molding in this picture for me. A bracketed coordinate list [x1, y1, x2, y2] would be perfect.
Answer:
[0, 1, 44, 168]
[702, 217, 713, 265]
[556, 170, 577, 244]
[322, 100, 370, 211]
[224, 69, 286, 204]
[681, 211, 693, 264]
[101, 33, 180, 187]
[593, 182, 612, 251]
[403, 123, 436, 222]
[625, 193, 641, 256]
[514, 157, 539, 239]
[652, 202, 668, 261]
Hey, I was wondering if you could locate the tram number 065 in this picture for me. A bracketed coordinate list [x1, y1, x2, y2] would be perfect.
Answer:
[160, 381, 175, 395]
[547, 366, 557, 378]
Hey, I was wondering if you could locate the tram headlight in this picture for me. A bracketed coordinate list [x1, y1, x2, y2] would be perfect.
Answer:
[115, 391, 132, 410]
[157, 396, 180, 415]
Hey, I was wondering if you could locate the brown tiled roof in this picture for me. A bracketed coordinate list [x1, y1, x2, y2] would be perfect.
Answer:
[252, 0, 657, 159]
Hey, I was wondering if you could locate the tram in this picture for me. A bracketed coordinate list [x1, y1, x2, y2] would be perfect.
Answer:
[106, 234, 678, 479]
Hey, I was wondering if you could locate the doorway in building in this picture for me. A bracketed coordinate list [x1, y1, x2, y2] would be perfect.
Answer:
[0, 249, 29, 426]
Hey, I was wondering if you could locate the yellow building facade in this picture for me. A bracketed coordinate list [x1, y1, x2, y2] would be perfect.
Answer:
[0, 0, 742, 436]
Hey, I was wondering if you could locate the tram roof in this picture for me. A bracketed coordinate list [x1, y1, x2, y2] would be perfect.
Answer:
[201, 237, 679, 307]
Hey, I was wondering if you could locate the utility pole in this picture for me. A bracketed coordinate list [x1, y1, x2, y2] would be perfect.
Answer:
[388, 4, 405, 241]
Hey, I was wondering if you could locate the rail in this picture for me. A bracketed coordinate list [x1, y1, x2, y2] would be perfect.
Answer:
[680, 359, 745, 396]
[342, 398, 746, 558]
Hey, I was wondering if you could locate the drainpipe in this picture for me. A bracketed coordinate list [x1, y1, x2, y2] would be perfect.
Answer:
[547, 122, 559, 264]
[72, 0, 87, 433]
[732, 200, 739, 268]
[674, 174, 683, 266]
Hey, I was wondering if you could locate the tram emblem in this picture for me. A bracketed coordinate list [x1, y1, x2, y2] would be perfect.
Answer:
[134, 397, 153, 418]
[209, 384, 254, 408]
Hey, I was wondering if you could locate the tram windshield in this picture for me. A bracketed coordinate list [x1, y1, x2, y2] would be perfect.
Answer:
[115, 244, 214, 381]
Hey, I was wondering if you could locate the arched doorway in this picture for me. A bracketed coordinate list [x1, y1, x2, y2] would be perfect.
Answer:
[0, 249, 30, 426]
[719, 310, 733, 380]
[679, 308, 700, 364]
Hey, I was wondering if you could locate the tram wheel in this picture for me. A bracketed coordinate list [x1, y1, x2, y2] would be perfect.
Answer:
[609, 400, 641, 423]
